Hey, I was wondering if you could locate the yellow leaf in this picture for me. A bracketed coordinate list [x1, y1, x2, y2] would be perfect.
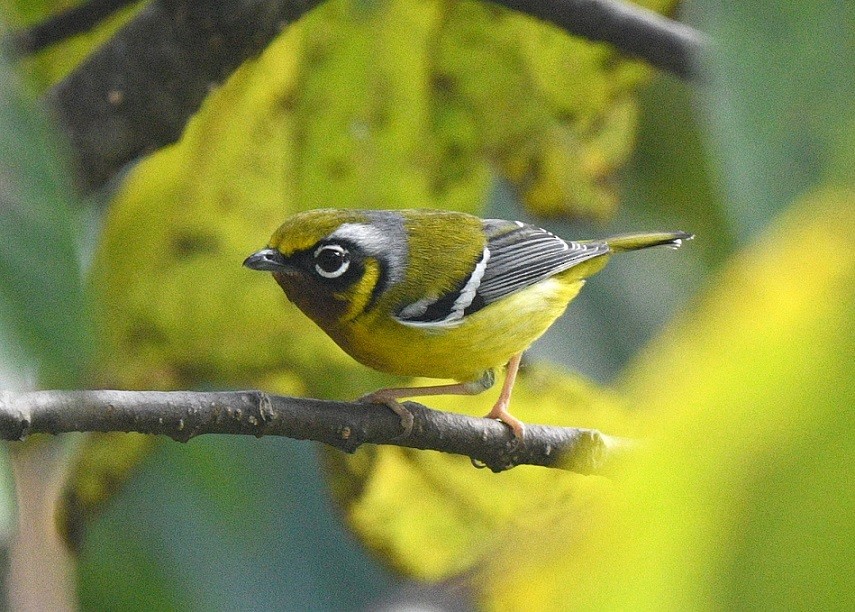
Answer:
[475, 187, 855, 609]
[293, 0, 488, 213]
[435, 0, 676, 219]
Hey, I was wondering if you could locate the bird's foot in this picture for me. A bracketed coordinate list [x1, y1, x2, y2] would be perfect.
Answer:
[359, 390, 414, 439]
[483, 402, 525, 450]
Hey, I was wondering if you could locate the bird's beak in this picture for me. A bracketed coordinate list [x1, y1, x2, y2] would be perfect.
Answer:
[243, 248, 291, 272]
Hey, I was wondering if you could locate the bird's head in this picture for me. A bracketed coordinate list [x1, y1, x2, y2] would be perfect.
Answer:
[244, 209, 407, 327]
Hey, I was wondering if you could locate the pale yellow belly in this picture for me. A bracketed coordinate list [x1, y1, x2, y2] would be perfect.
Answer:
[331, 278, 585, 382]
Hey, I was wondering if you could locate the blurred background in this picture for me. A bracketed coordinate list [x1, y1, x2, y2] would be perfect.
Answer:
[0, 0, 852, 609]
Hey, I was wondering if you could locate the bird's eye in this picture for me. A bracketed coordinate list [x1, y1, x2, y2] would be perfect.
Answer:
[313, 244, 350, 279]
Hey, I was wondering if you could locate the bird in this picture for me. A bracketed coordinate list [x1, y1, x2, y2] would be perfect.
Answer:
[244, 208, 692, 441]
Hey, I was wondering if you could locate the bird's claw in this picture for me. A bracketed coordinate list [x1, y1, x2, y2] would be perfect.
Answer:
[359, 392, 414, 439]
[492, 418, 524, 452]
[483, 406, 525, 450]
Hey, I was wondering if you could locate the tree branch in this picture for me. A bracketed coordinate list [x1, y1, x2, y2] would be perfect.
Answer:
[43, 0, 324, 192]
[490, 0, 708, 80]
[6, 0, 138, 56]
[0, 390, 631, 473]
[34, 0, 708, 193]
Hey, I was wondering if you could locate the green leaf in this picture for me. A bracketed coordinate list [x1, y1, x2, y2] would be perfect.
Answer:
[0, 44, 90, 387]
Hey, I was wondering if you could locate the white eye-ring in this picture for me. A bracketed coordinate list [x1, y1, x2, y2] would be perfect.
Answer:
[313, 244, 350, 279]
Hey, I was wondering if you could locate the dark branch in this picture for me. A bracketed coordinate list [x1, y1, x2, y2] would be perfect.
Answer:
[38, 0, 708, 193]
[44, 0, 324, 192]
[6, 0, 138, 56]
[490, 0, 708, 80]
[0, 390, 632, 473]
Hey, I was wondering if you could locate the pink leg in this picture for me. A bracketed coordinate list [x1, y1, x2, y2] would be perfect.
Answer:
[483, 353, 525, 440]
[360, 374, 494, 438]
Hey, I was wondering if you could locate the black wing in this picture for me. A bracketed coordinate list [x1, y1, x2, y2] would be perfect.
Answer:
[474, 219, 607, 305]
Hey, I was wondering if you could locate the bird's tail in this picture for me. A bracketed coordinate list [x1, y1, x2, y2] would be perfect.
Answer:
[601, 231, 694, 253]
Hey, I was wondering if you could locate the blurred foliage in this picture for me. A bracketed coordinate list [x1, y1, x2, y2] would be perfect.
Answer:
[57, 433, 155, 553]
[0, 0, 851, 609]
[475, 187, 855, 609]
[0, 0, 143, 89]
[689, 0, 855, 240]
[0, 31, 90, 389]
[76, 438, 392, 611]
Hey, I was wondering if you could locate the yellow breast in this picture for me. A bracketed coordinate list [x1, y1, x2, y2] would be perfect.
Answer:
[326, 276, 586, 382]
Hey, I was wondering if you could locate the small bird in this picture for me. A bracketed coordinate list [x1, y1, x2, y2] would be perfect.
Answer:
[244, 208, 691, 440]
